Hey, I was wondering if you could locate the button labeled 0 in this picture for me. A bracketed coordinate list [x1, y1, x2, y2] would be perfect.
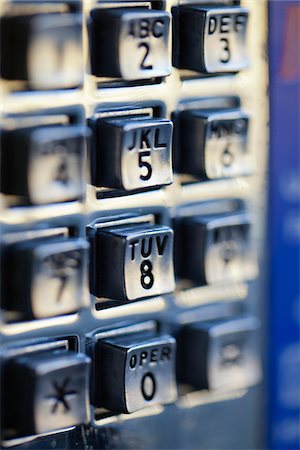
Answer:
[94, 334, 177, 413]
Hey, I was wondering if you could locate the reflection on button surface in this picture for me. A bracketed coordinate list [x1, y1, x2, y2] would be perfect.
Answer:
[2, 351, 90, 437]
[89, 8, 171, 80]
[0, 125, 88, 205]
[1, 238, 89, 320]
[90, 222, 175, 302]
[176, 109, 249, 179]
[177, 212, 257, 285]
[91, 117, 173, 190]
[93, 333, 177, 413]
[177, 316, 261, 391]
[174, 6, 249, 73]
[0, 13, 83, 89]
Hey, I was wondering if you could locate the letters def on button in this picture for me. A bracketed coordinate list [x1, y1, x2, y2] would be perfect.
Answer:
[174, 6, 249, 73]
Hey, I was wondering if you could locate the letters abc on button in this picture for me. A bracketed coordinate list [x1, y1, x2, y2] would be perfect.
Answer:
[90, 222, 175, 302]
[93, 334, 177, 413]
[89, 8, 171, 80]
[174, 6, 249, 73]
[91, 118, 173, 190]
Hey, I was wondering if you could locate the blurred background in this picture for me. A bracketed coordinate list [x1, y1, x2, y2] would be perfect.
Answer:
[268, 1, 300, 449]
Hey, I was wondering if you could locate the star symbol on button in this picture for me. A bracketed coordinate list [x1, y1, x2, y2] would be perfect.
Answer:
[46, 377, 77, 414]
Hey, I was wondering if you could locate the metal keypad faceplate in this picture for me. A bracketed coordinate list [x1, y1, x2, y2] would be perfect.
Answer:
[0, 0, 268, 449]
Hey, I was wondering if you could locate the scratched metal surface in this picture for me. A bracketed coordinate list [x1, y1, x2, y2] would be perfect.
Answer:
[0, 0, 268, 448]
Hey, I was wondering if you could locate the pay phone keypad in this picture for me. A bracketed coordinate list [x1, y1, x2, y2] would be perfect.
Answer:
[0, 0, 266, 447]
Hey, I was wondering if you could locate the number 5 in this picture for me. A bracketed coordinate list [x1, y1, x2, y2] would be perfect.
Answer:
[139, 150, 152, 181]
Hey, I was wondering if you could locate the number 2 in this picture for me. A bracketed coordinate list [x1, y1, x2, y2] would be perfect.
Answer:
[139, 42, 153, 70]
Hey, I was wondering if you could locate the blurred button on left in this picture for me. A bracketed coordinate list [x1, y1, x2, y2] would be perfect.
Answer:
[0, 11, 83, 89]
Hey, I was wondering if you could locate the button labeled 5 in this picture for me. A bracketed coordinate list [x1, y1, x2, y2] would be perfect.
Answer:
[89, 8, 171, 80]
[94, 334, 177, 413]
[90, 223, 175, 301]
[92, 118, 173, 190]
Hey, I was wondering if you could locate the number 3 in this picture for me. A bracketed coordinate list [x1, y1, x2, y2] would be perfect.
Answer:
[220, 38, 231, 63]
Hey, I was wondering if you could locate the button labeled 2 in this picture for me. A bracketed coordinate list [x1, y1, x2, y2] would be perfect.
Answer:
[94, 334, 177, 413]
[90, 223, 175, 301]
[177, 109, 249, 179]
[175, 6, 248, 73]
[92, 118, 173, 190]
[89, 8, 171, 80]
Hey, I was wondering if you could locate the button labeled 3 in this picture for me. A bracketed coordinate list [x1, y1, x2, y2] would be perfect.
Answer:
[94, 334, 177, 413]
[177, 109, 249, 179]
[89, 8, 171, 80]
[92, 118, 173, 190]
[0, 125, 88, 205]
[177, 316, 261, 391]
[90, 223, 175, 301]
[2, 351, 90, 436]
[175, 6, 248, 73]
[178, 212, 257, 285]
[2, 238, 89, 319]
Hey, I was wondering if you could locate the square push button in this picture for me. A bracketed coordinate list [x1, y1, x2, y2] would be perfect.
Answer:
[178, 212, 256, 286]
[91, 118, 173, 190]
[89, 8, 171, 80]
[94, 333, 177, 413]
[2, 351, 90, 437]
[1, 238, 89, 320]
[177, 316, 261, 391]
[174, 6, 249, 73]
[0, 125, 88, 205]
[0, 12, 83, 89]
[90, 222, 175, 302]
[176, 109, 249, 180]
